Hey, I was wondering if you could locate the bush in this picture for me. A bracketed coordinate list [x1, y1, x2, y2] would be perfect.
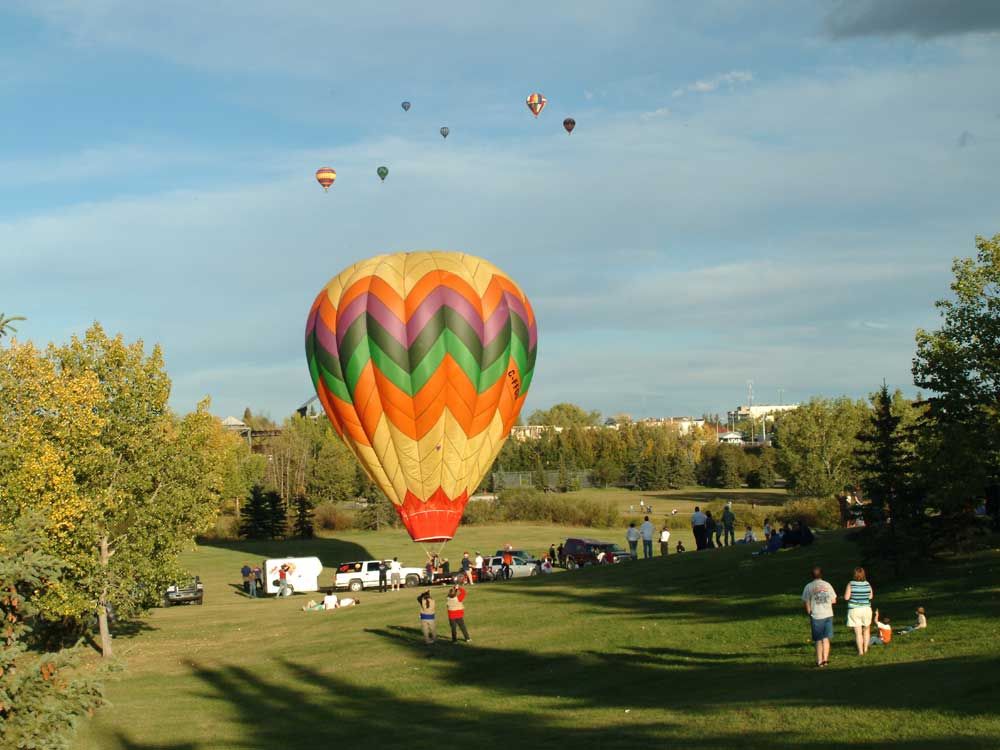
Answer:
[460, 488, 618, 528]
[201, 514, 240, 541]
[313, 501, 354, 531]
[461, 498, 501, 525]
[776, 497, 841, 530]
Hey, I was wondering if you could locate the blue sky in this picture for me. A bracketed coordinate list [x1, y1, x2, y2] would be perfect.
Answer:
[2, 1, 999, 420]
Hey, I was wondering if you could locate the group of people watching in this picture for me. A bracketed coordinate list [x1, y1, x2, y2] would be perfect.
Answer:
[416, 584, 471, 644]
[690, 505, 739, 550]
[802, 565, 927, 667]
[301, 592, 360, 612]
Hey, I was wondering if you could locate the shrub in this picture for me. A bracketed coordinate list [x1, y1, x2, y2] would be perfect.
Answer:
[313, 501, 354, 531]
[776, 497, 841, 530]
[460, 488, 618, 528]
[201, 514, 240, 541]
[461, 498, 501, 525]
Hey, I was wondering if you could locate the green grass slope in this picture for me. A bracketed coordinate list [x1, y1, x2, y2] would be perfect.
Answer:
[76, 528, 1000, 750]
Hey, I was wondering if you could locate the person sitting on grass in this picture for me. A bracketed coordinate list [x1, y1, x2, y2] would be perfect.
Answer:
[540, 556, 554, 574]
[337, 597, 359, 608]
[870, 610, 892, 646]
[740, 526, 757, 544]
[675, 540, 686, 554]
[898, 607, 927, 634]
[323, 592, 339, 610]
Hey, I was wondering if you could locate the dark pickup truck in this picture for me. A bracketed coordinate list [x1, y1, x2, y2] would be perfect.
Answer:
[163, 576, 204, 606]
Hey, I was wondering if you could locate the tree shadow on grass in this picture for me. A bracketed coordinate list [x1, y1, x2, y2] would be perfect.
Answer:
[193, 537, 373, 567]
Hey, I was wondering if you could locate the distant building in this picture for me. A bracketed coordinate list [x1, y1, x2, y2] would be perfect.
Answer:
[719, 431, 744, 445]
[638, 416, 706, 436]
[728, 403, 799, 423]
[510, 425, 564, 441]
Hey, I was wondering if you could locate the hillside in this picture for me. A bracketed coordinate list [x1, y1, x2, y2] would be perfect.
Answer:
[75, 529, 1000, 749]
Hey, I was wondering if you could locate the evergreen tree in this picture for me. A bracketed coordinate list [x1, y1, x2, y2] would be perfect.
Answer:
[239, 485, 271, 539]
[266, 489, 287, 540]
[355, 492, 398, 531]
[716, 446, 744, 489]
[557, 454, 570, 492]
[292, 493, 315, 539]
[665, 452, 695, 489]
[532, 453, 546, 490]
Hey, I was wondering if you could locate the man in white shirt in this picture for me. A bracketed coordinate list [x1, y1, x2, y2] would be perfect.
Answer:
[639, 516, 655, 559]
[625, 522, 640, 557]
[659, 524, 671, 556]
[691, 506, 708, 550]
[322, 592, 339, 610]
[474, 552, 485, 583]
[802, 566, 837, 667]
[389, 558, 402, 591]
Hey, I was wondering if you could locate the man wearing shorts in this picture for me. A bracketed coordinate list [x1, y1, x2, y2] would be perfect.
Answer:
[389, 557, 402, 591]
[802, 566, 837, 667]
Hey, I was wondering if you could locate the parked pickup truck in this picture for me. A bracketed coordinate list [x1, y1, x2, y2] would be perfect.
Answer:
[334, 560, 425, 592]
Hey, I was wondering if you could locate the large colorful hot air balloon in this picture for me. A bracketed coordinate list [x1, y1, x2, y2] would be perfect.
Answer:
[526, 92, 547, 117]
[401, 101, 411, 111]
[563, 117, 576, 134]
[315, 167, 336, 191]
[440, 126, 450, 139]
[377, 166, 389, 182]
[305, 251, 537, 544]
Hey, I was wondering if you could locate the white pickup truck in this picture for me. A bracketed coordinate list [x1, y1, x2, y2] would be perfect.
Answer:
[334, 560, 425, 592]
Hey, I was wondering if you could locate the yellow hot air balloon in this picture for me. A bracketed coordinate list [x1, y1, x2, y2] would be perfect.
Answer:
[315, 167, 336, 191]
[305, 251, 538, 543]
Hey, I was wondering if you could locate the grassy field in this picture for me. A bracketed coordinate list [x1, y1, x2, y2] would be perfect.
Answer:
[573, 486, 790, 517]
[75, 524, 1000, 750]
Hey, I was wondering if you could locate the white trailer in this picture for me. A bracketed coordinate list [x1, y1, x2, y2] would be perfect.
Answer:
[263, 556, 324, 596]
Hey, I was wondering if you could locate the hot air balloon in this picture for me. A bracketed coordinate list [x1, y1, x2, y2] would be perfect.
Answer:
[305, 251, 537, 545]
[315, 167, 336, 191]
[440, 126, 450, 139]
[377, 166, 389, 182]
[401, 101, 411, 112]
[526, 92, 547, 117]
[563, 117, 576, 134]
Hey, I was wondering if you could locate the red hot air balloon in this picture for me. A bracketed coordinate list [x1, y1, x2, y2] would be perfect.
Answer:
[526, 92, 547, 117]
[315, 167, 336, 191]
[563, 117, 576, 134]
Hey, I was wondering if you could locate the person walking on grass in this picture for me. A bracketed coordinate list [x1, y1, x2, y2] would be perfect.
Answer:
[417, 590, 436, 644]
[461, 551, 474, 585]
[722, 504, 736, 547]
[802, 565, 837, 668]
[844, 567, 874, 656]
[659, 523, 671, 556]
[378, 559, 389, 593]
[626, 522, 640, 557]
[639, 516, 655, 559]
[691, 506, 708, 550]
[390, 557, 402, 592]
[446, 584, 471, 643]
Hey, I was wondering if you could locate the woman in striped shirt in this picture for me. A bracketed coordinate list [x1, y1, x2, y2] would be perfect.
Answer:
[844, 567, 874, 656]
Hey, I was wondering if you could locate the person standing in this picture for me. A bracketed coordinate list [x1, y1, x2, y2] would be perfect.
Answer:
[501, 547, 513, 581]
[474, 551, 485, 583]
[844, 567, 874, 656]
[722, 505, 736, 547]
[241, 563, 252, 596]
[659, 523, 671, 556]
[705, 511, 718, 549]
[625, 522, 640, 557]
[417, 590, 436, 644]
[460, 552, 473, 585]
[639, 516, 655, 559]
[390, 557, 402, 592]
[802, 566, 837, 667]
[252, 564, 263, 594]
[556, 544, 565, 566]
[548, 544, 557, 563]
[277, 563, 292, 597]
[446, 584, 470, 643]
[378, 559, 388, 593]
[691, 506, 708, 550]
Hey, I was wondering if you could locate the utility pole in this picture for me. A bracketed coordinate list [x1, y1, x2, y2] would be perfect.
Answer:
[747, 380, 754, 443]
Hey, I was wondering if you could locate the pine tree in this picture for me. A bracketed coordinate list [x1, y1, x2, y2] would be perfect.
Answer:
[292, 493, 314, 539]
[265, 489, 287, 540]
[557, 454, 570, 492]
[239, 485, 271, 539]
[532, 454, 546, 491]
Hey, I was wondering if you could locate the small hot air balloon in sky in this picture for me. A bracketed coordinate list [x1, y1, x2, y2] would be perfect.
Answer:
[401, 101, 411, 112]
[377, 166, 389, 182]
[440, 126, 450, 139]
[315, 167, 336, 191]
[526, 92, 547, 117]
[305, 251, 537, 545]
[563, 117, 576, 134]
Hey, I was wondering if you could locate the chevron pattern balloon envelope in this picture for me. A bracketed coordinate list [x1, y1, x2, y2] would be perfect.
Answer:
[305, 251, 537, 542]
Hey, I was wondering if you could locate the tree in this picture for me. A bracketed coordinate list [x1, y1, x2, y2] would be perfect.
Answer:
[355, 492, 397, 531]
[0, 312, 25, 340]
[291, 493, 314, 539]
[773, 397, 868, 498]
[0, 325, 226, 657]
[913, 233, 1000, 526]
[531, 453, 546, 490]
[527, 403, 601, 428]
[0, 515, 104, 749]
[556, 454, 570, 492]
[716, 446, 744, 489]
[239, 485, 272, 539]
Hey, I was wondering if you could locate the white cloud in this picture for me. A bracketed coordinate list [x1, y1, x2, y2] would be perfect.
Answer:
[673, 70, 753, 97]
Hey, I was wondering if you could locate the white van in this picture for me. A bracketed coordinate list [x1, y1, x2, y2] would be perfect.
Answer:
[262, 557, 324, 596]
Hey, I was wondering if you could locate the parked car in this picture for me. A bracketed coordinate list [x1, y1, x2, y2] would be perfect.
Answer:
[494, 549, 538, 562]
[562, 538, 634, 569]
[163, 576, 204, 606]
[334, 560, 424, 592]
[486, 555, 538, 580]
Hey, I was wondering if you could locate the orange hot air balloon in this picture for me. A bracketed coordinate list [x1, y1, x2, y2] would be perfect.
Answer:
[526, 92, 547, 117]
[305, 251, 538, 544]
[315, 167, 336, 191]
